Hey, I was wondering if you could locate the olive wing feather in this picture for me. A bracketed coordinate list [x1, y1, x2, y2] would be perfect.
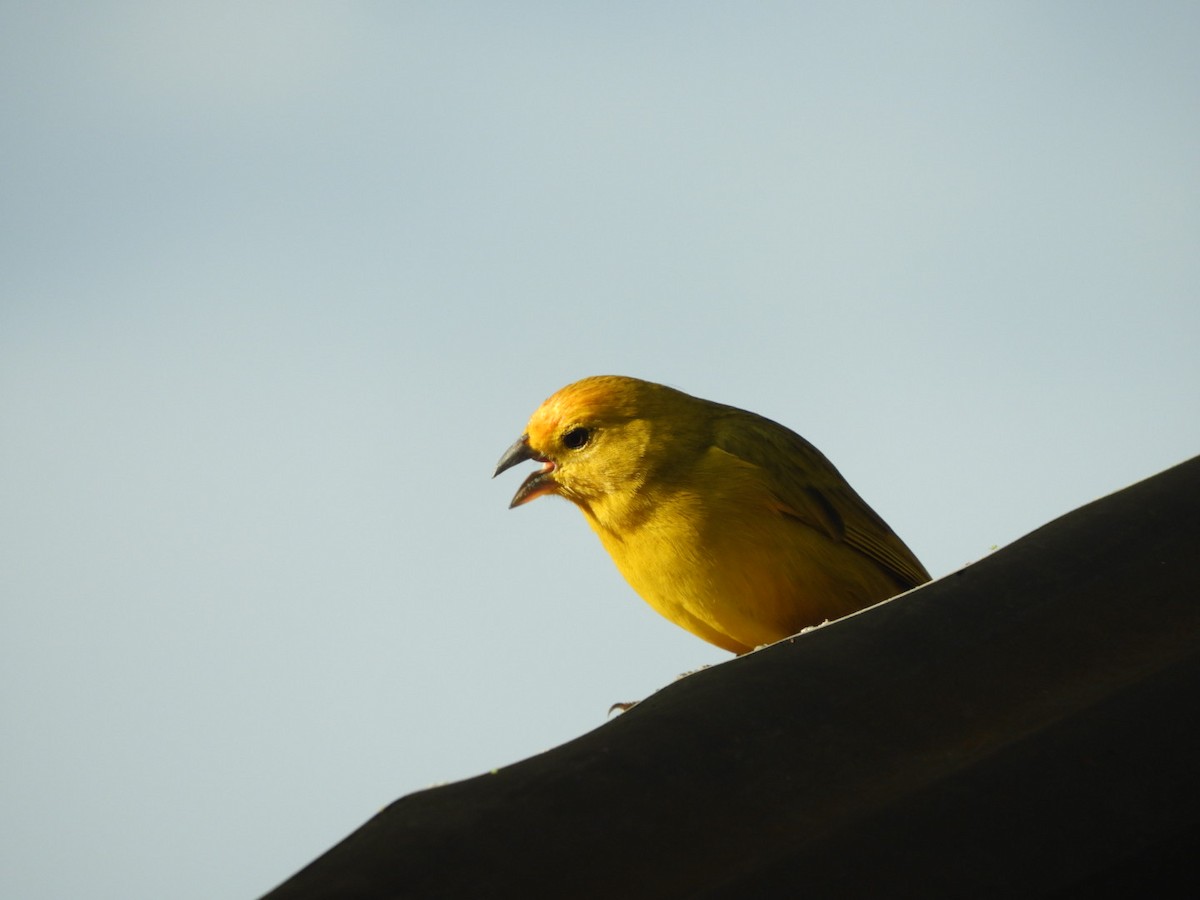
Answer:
[711, 406, 930, 591]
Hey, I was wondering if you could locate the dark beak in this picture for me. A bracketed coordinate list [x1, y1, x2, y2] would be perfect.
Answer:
[494, 435, 537, 477]
[493, 435, 557, 508]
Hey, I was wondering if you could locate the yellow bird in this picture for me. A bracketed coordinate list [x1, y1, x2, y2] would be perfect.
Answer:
[494, 375, 930, 654]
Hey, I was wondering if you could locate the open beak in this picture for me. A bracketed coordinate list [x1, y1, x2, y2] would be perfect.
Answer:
[493, 435, 558, 508]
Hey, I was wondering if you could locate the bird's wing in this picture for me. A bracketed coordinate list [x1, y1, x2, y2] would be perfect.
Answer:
[712, 408, 931, 590]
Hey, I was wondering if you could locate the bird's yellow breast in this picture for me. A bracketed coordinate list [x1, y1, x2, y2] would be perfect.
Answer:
[581, 447, 899, 654]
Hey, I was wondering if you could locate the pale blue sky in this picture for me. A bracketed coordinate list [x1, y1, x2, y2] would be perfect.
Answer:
[3, 4, 1198, 898]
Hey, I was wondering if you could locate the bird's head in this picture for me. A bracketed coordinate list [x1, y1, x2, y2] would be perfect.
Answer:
[494, 375, 685, 512]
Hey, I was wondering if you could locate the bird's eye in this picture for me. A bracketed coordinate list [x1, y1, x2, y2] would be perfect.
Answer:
[562, 427, 591, 450]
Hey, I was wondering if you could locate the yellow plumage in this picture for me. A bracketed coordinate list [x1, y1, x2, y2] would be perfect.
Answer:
[494, 375, 929, 654]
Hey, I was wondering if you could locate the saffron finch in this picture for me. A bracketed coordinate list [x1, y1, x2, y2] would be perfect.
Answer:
[494, 376, 930, 654]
